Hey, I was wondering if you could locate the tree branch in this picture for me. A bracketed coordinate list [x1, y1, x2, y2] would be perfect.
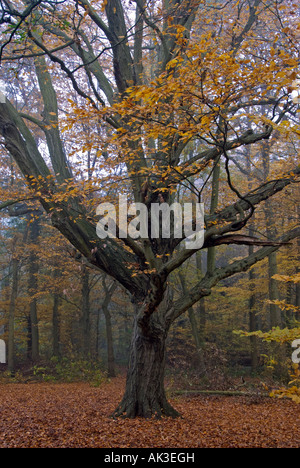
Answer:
[0, 96, 148, 297]
[180, 127, 273, 178]
[27, 30, 100, 110]
[0, 39, 75, 61]
[160, 165, 300, 277]
[170, 226, 300, 320]
[0, 197, 37, 211]
[0, 96, 51, 180]
[33, 51, 73, 182]
[0, 0, 43, 62]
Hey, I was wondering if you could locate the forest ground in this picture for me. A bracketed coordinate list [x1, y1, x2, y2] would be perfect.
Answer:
[0, 375, 299, 448]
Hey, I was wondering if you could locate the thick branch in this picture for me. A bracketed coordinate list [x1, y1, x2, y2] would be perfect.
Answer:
[36, 16, 114, 105]
[33, 52, 73, 183]
[180, 127, 272, 177]
[0, 197, 36, 211]
[104, 0, 135, 93]
[27, 30, 99, 109]
[0, 95, 147, 297]
[0, 96, 51, 180]
[77, 0, 112, 40]
[0, 39, 75, 61]
[160, 166, 300, 277]
[231, 0, 261, 52]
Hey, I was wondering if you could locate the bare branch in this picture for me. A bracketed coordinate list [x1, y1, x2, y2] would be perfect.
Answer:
[160, 165, 300, 277]
[171, 226, 300, 320]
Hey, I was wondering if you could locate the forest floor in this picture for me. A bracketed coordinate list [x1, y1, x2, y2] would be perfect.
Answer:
[0, 375, 299, 448]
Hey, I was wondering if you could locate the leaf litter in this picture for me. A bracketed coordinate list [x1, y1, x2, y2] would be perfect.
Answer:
[0, 377, 299, 448]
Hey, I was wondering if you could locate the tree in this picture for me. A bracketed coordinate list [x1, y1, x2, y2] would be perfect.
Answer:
[7, 239, 19, 375]
[27, 214, 40, 361]
[101, 276, 117, 378]
[236, 270, 300, 403]
[0, 0, 299, 417]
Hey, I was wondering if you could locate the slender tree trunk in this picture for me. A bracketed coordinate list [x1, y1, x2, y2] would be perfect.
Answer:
[117, 309, 131, 363]
[95, 308, 101, 358]
[268, 251, 281, 328]
[247, 200, 258, 370]
[102, 278, 117, 377]
[26, 315, 32, 360]
[196, 252, 206, 341]
[262, 142, 281, 328]
[102, 304, 116, 378]
[81, 266, 91, 356]
[295, 210, 300, 321]
[246, 149, 258, 370]
[188, 307, 206, 374]
[52, 268, 61, 357]
[207, 160, 221, 275]
[188, 307, 201, 350]
[27, 216, 40, 362]
[248, 242, 258, 371]
[179, 272, 206, 374]
[8, 257, 19, 375]
[285, 280, 293, 325]
[52, 293, 60, 357]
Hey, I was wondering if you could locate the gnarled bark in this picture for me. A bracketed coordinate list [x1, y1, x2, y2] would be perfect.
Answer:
[113, 307, 179, 419]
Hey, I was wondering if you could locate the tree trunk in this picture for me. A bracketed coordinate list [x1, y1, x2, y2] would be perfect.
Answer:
[295, 214, 300, 321]
[196, 251, 206, 341]
[27, 216, 40, 362]
[262, 143, 282, 328]
[249, 273, 258, 371]
[8, 257, 19, 375]
[268, 251, 281, 328]
[52, 292, 60, 357]
[81, 266, 91, 356]
[178, 271, 206, 373]
[113, 310, 179, 419]
[102, 304, 116, 378]
[101, 277, 117, 376]
[246, 151, 258, 371]
[188, 307, 206, 374]
[248, 222, 259, 371]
